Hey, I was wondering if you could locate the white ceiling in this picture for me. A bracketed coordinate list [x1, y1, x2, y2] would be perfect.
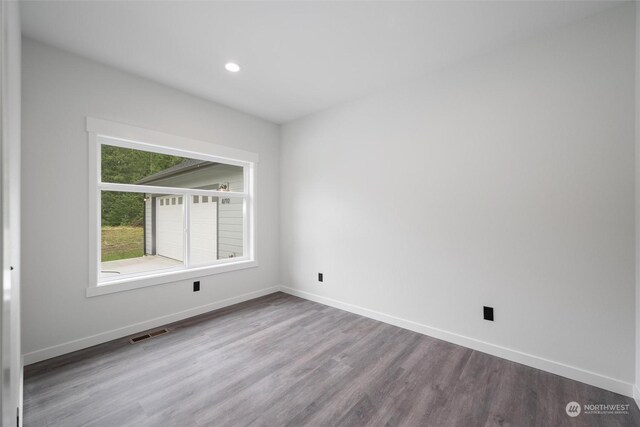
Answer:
[21, 1, 620, 124]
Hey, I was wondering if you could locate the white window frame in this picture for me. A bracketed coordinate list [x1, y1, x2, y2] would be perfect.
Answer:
[86, 117, 258, 297]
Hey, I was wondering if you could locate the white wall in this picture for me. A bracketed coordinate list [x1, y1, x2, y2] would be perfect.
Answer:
[281, 4, 636, 395]
[21, 38, 280, 361]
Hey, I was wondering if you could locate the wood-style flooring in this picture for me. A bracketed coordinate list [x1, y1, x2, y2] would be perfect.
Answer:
[24, 292, 640, 426]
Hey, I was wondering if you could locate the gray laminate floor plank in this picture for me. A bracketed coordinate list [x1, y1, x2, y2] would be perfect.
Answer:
[483, 359, 538, 427]
[429, 350, 503, 426]
[24, 292, 640, 427]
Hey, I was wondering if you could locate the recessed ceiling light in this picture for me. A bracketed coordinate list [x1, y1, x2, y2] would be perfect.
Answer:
[225, 62, 240, 73]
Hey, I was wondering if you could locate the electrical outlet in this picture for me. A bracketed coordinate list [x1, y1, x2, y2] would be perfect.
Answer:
[193, 281, 200, 292]
[483, 306, 494, 321]
[318, 273, 323, 282]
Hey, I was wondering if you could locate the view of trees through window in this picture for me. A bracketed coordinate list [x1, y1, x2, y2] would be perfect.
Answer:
[101, 145, 186, 262]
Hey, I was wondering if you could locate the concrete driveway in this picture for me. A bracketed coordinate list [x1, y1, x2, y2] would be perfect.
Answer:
[100, 255, 182, 279]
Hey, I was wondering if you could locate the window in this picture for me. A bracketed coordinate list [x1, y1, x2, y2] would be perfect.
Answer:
[87, 118, 257, 296]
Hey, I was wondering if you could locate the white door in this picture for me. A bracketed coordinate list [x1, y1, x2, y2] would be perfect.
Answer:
[189, 195, 217, 265]
[1, 3, 22, 424]
[156, 196, 184, 261]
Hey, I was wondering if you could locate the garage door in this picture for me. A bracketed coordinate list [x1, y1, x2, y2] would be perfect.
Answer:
[156, 195, 184, 262]
[189, 195, 218, 266]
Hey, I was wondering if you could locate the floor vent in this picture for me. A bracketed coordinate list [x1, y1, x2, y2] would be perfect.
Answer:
[129, 328, 169, 344]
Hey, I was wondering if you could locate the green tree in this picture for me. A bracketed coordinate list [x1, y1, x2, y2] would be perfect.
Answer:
[101, 145, 185, 226]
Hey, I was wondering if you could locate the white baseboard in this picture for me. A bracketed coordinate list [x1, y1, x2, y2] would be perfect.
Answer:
[634, 385, 640, 410]
[280, 286, 635, 398]
[23, 286, 281, 365]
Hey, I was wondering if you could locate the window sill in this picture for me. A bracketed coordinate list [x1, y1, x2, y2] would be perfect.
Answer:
[86, 259, 258, 297]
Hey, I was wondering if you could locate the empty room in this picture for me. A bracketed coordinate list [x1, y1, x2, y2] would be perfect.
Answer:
[2, 0, 640, 425]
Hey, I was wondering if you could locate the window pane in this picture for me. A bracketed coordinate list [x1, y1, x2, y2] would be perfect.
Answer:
[189, 195, 244, 266]
[101, 144, 244, 191]
[101, 191, 184, 280]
